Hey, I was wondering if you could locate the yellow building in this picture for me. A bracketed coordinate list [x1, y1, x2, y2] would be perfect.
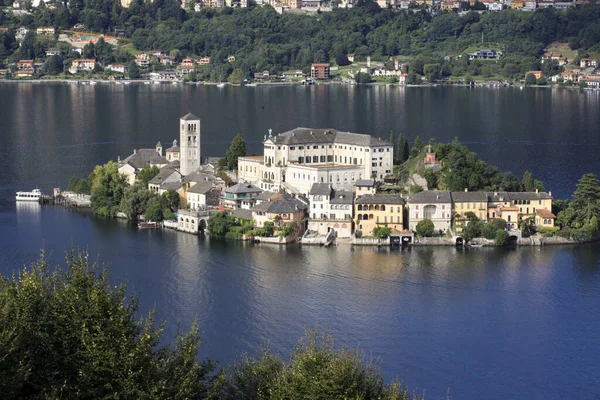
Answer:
[452, 191, 488, 232]
[535, 209, 556, 228]
[355, 194, 405, 236]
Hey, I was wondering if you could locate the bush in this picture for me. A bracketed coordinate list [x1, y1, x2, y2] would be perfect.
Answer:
[415, 219, 434, 237]
[491, 218, 507, 230]
[373, 226, 392, 238]
[481, 223, 498, 240]
[537, 226, 559, 237]
[494, 229, 509, 246]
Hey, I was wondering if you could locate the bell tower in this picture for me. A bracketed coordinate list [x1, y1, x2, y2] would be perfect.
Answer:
[179, 112, 201, 175]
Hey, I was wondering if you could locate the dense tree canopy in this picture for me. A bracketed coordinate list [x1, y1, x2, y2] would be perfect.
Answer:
[2, 2, 600, 80]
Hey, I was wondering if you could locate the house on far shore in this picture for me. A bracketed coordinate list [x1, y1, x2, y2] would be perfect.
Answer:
[107, 64, 127, 74]
[36, 26, 55, 36]
[69, 58, 96, 74]
[580, 58, 600, 69]
[220, 182, 263, 209]
[467, 49, 501, 60]
[525, 70, 544, 80]
[187, 181, 220, 211]
[311, 63, 330, 80]
[347, 53, 355, 63]
[16, 60, 35, 77]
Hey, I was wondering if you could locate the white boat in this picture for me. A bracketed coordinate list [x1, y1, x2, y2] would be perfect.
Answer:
[16, 188, 44, 202]
[80, 81, 87, 85]
[216, 83, 226, 88]
[144, 81, 150, 85]
[172, 81, 178, 85]
[153, 81, 160, 85]
[90, 81, 97, 85]
[124, 81, 131, 85]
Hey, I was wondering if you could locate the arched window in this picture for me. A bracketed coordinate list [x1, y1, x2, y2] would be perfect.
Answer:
[358, 205, 363, 211]
[369, 214, 374, 220]
[375, 205, 380, 211]
[358, 214, 363, 220]
[381, 205, 386, 211]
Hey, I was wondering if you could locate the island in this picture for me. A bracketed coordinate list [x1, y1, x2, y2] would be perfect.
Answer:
[53, 112, 600, 247]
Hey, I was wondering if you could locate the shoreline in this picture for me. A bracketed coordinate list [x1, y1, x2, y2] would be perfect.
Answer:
[1, 78, 598, 91]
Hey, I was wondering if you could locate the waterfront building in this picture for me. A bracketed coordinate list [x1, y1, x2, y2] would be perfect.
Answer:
[355, 194, 405, 236]
[311, 63, 330, 80]
[16, 60, 35, 77]
[179, 113, 201, 176]
[580, 58, 600, 69]
[178, 58, 196, 75]
[220, 182, 263, 209]
[407, 191, 453, 233]
[525, 70, 544, 80]
[307, 183, 354, 238]
[541, 52, 568, 66]
[237, 128, 393, 195]
[69, 59, 96, 74]
[452, 190, 488, 231]
[535, 209, 556, 228]
[251, 193, 308, 234]
[107, 64, 127, 74]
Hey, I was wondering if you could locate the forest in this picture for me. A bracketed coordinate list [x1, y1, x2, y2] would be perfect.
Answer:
[1, 1, 600, 80]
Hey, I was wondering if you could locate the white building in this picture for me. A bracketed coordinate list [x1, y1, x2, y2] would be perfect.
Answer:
[406, 190, 453, 233]
[307, 183, 354, 238]
[238, 127, 393, 195]
[179, 113, 201, 176]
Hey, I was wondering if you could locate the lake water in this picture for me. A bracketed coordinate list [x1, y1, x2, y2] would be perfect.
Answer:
[1, 83, 599, 399]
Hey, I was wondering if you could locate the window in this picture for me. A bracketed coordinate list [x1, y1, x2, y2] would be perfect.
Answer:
[416, 205, 419, 210]
[278, 146, 281, 150]
[299, 146, 304, 150]
[442, 205, 445, 210]
[313, 145, 318, 149]
[313, 156, 318, 163]
[290, 146, 295, 150]
[327, 155, 333, 162]
[387, 148, 390, 152]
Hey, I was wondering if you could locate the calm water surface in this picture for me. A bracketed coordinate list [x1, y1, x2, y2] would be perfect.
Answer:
[0, 83, 599, 399]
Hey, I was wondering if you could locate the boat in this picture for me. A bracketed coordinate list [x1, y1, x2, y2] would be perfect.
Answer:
[469, 241, 483, 248]
[124, 81, 131, 85]
[153, 81, 160, 85]
[16, 188, 44, 202]
[90, 81, 97, 85]
[144, 81, 150, 85]
[138, 221, 159, 229]
[172, 81, 178, 85]
[216, 83, 226, 88]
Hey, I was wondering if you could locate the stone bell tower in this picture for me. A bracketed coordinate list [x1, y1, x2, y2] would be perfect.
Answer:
[179, 112, 201, 176]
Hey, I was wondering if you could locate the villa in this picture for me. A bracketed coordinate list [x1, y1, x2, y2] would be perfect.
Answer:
[220, 182, 263, 209]
[237, 128, 393, 195]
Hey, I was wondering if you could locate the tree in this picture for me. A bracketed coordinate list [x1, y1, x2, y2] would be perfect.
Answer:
[207, 211, 235, 237]
[494, 229, 508, 246]
[406, 72, 418, 84]
[119, 183, 153, 219]
[0, 250, 216, 399]
[423, 63, 440, 82]
[161, 189, 180, 210]
[335, 53, 350, 66]
[563, 173, 600, 227]
[227, 329, 415, 400]
[397, 133, 409, 164]
[415, 219, 434, 237]
[463, 220, 484, 241]
[525, 73, 537, 85]
[354, 72, 372, 84]
[18, 31, 36, 60]
[82, 41, 95, 59]
[228, 68, 244, 84]
[226, 134, 246, 170]
[388, 131, 395, 163]
[128, 61, 140, 79]
[536, 76, 547, 85]
[491, 218, 507, 230]
[90, 161, 128, 217]
[144, 197, 163, 221]
[410, 136, 424, 158]
[136, 165, 160, 186]
[44, 55, 64, 76]
[373, 226, 392, 238]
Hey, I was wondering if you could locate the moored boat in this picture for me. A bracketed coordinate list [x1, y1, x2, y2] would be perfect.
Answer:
[138, 221, 160, 229]
[16, 188, 44, 202]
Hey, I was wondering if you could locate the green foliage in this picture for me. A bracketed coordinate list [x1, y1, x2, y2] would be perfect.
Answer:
[491, 218, 507, 230]
[481, 222, 498, 240]
[423, 63, 440, 82]
[128, 61, 140, 79]
[90, 161, 128, 217]
[536, 76, 547, 85]
[161, 189, 180, 210]
[144, 197, 163, 221]
[410, 136, 424, 158]
[228, 68, 245, 84]
[218, 157, 228, 169]
[522, 170, 545, 192]
[67, 176, 91, 194]
[226, 328, 417, 400]
[463, 220, 484, 241]
[415, 218, 434, 237]
[494, 229, 509, 246]
[335, 53, 350, 66]
[279, 221, 299, 238]
[226, 134, 246, 171]
[397, 133, 409, 165]
[43, 55, 64, 75]
[207, 211, 236, 237]
[119, 183, 153, 219]
[0, 250, 216, 399]
[557, 173, 600, 229]
[355, 72, 373, 83]
[525, 73, 537, 85]
[464, 211, 478, 222]
[423, 169, 437, 190]
[373, 226, 392, 238]
[435, 139, 522, 192]
[136, 165, 160, 187]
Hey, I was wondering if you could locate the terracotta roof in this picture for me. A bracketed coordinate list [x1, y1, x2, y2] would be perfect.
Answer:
[536, 209, 556, 219]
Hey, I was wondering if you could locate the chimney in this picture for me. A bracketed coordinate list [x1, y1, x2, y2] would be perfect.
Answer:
[549, 191, 552, 197]
[535, 188, 539, 193]
[436, 195, 440, 200]
[117, 155, 121, 162]
[133, 149, 137, 154]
